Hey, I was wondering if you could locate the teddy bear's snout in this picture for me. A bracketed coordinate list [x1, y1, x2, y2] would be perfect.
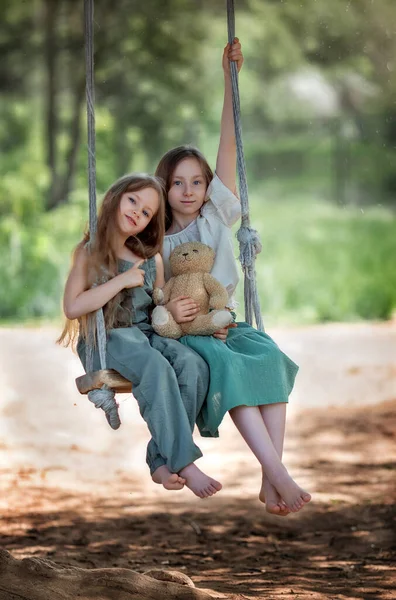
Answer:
[181, 252, 194, 261]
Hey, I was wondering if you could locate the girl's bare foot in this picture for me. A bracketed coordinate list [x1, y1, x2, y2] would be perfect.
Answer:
[179, 463, 222, 498]
[259, 477, 290, 517]
[270, 470, 311, 513]
[152, 465, 186, 491]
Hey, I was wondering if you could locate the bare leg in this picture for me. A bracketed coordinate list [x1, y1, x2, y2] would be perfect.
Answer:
[229, 405, 311, 512]
[259, 403, 290, 516]
[152, 465, 186, 491]
[179, 463, 222, 499]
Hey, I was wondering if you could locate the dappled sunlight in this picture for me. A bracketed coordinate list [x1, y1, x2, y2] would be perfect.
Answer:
[1, 0, 396, 596]
[1, 325, 395, 598]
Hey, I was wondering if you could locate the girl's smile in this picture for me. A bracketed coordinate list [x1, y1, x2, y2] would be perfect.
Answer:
[126, 214, 137, 226]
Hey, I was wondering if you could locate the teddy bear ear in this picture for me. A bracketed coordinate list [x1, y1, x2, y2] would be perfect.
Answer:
[170, 244, 182, 257]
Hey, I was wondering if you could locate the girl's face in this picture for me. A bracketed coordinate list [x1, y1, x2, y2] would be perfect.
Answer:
[117, 186, 160, 237]
[167, 158, 207, 219]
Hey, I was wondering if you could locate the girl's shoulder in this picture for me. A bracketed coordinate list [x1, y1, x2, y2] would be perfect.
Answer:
[72, 241, 90, 271]
[204, 173, 239, 206]
[201, 173, 240, 228]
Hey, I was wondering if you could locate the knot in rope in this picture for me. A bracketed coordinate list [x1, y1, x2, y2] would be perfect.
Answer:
[88, 386, 121, 430]
[237, 226, 262, 270]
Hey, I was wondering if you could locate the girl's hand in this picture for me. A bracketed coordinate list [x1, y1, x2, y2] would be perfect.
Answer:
[222, 37, 243, 76]
[167, 296, 200, 323]
[213, 322, 237, 342]
[122, 261, 145, 289]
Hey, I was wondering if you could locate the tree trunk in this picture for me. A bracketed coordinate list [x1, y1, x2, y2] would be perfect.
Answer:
[47, 76, 85, 210]
[44, 0, 59, 185]
[0, 549, 216, 600]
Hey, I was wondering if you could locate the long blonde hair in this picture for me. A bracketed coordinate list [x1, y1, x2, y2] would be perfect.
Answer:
[58, 173, 165, 347]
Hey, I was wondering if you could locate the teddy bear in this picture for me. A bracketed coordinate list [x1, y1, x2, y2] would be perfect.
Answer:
[151, 241, 233, 339]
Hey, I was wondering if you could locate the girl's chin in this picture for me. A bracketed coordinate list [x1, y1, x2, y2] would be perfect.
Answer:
[178, 202, 204, 212]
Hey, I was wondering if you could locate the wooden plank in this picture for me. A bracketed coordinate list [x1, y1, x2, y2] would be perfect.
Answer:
[76, 369, 132, 395]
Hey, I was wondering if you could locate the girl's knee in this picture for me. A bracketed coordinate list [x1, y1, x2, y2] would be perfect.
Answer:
[150, 351, 175, 376]
[180, 350, 209, 379]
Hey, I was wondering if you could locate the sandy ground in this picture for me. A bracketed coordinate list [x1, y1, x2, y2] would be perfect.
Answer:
[0, 322, 395, 599]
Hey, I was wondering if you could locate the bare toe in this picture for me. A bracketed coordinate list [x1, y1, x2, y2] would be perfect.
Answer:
[266, 503, 282, 515]
[179, 464, 223, 499]
[279, 502, 290, 516]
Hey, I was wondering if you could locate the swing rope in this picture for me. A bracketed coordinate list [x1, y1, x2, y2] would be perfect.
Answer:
[226, 0, 264, 331]
[84, 0, 121, 429]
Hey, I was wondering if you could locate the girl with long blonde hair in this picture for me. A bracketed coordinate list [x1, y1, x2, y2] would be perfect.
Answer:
[59, 173, 221, 499]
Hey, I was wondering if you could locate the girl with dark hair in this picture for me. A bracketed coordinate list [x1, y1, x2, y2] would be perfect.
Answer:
[156, 41, 311, 514]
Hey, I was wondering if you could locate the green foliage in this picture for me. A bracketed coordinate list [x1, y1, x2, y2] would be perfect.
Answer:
[0, 192, 86, 321]
[1, 0, 396, 323]
[233, 190, 396, 325]
[1, 186, 395, 325]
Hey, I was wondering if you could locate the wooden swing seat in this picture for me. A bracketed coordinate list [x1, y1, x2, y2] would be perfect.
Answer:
[76, 369, 132, 395]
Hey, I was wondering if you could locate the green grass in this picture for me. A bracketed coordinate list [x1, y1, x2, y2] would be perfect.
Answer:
[1, 186, 395, 326]
[232, 187, 396, 325]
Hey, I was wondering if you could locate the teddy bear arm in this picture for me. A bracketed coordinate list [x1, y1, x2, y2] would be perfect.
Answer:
[153, 287, 164, 305]
[203, 273, 229, 310]
[152, 305, 183, 339]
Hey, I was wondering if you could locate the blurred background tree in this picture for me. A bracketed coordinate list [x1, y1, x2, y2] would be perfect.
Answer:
[0, 0, 395, 323]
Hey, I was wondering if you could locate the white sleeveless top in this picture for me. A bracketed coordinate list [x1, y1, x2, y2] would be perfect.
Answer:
[162, 174, 241, 309]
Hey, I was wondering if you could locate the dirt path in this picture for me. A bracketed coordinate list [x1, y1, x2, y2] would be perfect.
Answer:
[0, 323, 395, 599]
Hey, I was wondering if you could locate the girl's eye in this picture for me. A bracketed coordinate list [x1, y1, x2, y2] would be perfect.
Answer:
[193, 180, 201, 185]
[174, 181, 182, 186]
[143, 210, 149, 218]
[129, 196, 136, 204]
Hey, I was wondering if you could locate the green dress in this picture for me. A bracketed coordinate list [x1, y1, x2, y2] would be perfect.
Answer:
[180, 322, 298, 438]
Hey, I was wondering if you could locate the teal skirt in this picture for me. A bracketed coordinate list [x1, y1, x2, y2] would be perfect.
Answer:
[180, 322, 298, 438]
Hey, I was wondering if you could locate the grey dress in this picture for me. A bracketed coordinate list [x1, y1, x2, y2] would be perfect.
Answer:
[78, 256, 209, 474]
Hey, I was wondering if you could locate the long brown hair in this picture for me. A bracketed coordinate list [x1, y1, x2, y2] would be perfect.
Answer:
[58, 173, 165, 347]
[155, 145, 213, 230]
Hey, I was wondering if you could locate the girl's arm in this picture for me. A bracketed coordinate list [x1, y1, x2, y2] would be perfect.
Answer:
[155, 253, 178, 304]
[215, 38, 243, 195]
[154, 253, 165, 289]
[63, 246, 145, 320]
[155, 254, 185, 309]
